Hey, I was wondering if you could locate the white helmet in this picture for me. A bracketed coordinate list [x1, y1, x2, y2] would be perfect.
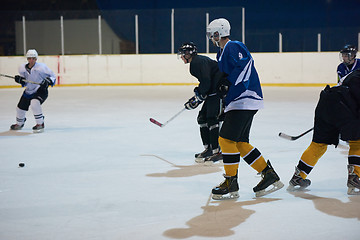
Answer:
[206, 18, 231, 40]
[26, 49, 38, 59]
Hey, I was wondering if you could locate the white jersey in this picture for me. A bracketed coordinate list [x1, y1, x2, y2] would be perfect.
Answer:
[18, 62, 56, 96]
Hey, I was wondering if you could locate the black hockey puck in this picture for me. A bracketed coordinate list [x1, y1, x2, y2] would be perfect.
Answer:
[19, 162, 25, 167]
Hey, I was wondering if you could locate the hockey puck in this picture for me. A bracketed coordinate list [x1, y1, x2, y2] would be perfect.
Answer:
[19, 162, 25, 167]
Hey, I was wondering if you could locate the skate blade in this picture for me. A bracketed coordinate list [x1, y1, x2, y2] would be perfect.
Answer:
[347, 187, 360, 195]
[255, 181, 284, 197]
[286, 184, 310, 192]
[33, 128, 44, 133]
[203, 160, 223, 166]
[194, 157, 205, 163]
[212, 191, 239, 200]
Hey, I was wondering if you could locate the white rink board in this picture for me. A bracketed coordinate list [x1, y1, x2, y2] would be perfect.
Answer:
[0, 52, 339, 86]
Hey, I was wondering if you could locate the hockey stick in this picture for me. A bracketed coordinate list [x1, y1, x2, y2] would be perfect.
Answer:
[278, 127, 313, 141]
[0, 73, 40, 85]
[149, 108, 186, 128]
[0, 73, 14, 79]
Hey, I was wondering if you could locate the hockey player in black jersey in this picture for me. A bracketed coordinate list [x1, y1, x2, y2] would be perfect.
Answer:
[178, 42, 223, 163]
[288, 69, 360, 195]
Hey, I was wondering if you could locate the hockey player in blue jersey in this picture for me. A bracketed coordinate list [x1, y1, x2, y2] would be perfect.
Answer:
[337, 44, 360, 83]
[10, 49, 56, 133]
[206, 18, 283, 199]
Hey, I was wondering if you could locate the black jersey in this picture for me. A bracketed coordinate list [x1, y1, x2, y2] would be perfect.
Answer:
[189, 55, 223, 97]
[341, 69, 360, 111]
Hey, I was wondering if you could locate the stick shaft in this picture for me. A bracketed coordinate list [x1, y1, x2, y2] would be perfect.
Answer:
[161, 108, 186, 127]
[0, 73, 40, 85]
[149, 108, 186, 128]
[279, 127, 314, 140]
[0, 73, 14, 79]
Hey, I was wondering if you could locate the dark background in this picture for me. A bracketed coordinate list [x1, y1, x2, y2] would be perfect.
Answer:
[1, 0, 360, 55]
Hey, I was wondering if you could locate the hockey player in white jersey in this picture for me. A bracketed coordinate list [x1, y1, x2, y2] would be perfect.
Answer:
[10, 49, 56, 133]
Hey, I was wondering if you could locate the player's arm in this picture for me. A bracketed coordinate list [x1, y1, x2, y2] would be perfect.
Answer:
[41, 65, 56, 87]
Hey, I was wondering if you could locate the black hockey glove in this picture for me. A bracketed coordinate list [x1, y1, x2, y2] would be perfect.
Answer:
[194, 87, 206, 101]
[184, 95, 202, 110]
[14, 75, 26, 87]
[40, 77, 53, 88]
[217, 77, 231, 98]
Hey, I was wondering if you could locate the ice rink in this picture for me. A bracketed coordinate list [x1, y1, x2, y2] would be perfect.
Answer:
[0, 85, 359, 240]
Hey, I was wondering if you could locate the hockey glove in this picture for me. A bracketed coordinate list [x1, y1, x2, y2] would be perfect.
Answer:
[217, 77, 231, 98]
[40, 77, 53, 88]
[184, 95, 202, 110]
[14, 75, 26, 87]
[194, 87, 206, 101]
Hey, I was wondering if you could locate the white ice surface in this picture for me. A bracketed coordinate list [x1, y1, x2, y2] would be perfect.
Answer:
[0, 86, 359, 240]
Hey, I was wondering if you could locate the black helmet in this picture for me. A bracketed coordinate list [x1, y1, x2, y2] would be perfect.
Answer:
[177, 42, 198, 56]
[340, 44, 357, 55]
[339, 44, 357, 65]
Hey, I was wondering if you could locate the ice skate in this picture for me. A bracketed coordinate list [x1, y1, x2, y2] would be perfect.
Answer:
[32, 123, 44, 133]
[10, 123, 24, 130]
[211, 174, 239, 200]
[287, 166, 311, 192]
[347, 165, 360, 195]
[195, 148, 212, 163]
[204, 152, 223, 165]
[253, 160, 284, 197]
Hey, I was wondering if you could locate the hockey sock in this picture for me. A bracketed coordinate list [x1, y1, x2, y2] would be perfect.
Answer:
[219, 136, 239, 176]
[297, 141, 327, 179]
[16, 107, 26, 125]
[199, 123, 210, 148]
[30, 99, 44, 124]
[209, 123, 220, 152]
[236, 142, 267, 173]
[348, 140, 360, 177]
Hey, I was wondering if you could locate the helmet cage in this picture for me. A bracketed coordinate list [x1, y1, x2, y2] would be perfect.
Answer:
[177, 43, 198, 59]
[339, 45, 357, 65]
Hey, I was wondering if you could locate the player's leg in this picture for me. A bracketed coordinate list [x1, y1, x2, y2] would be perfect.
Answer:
[10, 95, 30, 130]
[211, 136, 240, 200]
[30, 89, 48, 133]
[203, 95, 222, 163]
[347, 140, 360, 195]
[288, 87, 337, 191]
[194, 105, 212, 162]
[287, 141, 327, 191]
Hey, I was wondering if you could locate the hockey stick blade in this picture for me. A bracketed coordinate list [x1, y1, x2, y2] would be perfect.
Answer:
[278, 128, 314, 141]
[149, 118, 163, 127]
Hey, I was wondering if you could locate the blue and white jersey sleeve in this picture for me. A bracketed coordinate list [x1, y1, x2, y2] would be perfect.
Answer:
[217, 41, 264, 111]
[337, 59, 360, 83]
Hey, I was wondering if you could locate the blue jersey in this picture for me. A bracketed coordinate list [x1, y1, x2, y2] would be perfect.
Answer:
[337, 59, 360, 82]
[216, 40, 264, 112]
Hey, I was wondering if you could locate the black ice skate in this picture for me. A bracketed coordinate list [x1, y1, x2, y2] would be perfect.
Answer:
[253, 160, 284, 197]
[32, 123, 44, 133]
[195, 148, 213, 163]
[10, 123, 24, 130]
[212, 174, 239, 200]
[287, 166, 311, 192]
[204, 152, 223, 165]
[347, 165, 360, 195]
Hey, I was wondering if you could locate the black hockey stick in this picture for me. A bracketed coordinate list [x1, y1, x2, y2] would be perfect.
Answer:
[278, 127, 313, 141]
[0, 73, 40, 85]
[150, 108, 186, 128]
